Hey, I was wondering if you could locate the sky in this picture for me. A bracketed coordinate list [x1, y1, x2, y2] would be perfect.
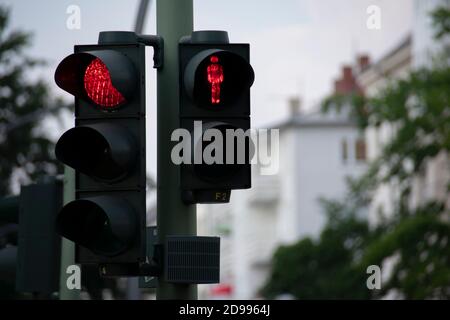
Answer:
[2, 0, 413, 178]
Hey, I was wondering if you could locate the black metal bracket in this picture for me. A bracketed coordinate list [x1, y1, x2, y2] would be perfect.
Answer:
[139, 244, 163, 276]
[99, 244, 162, 278]
[98, 31, 164, 69]
[136, 34, 164, 69]
[99, 234, 220, 285]
[99, 226, 162, 278]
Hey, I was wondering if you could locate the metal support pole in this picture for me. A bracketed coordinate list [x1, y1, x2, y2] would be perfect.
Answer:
[156, 0, 196, 299]
[134, 0, 151, 34]
[58, 166, 80, 300]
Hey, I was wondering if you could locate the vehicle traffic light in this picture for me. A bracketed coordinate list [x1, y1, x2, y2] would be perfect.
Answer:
[0, 177, 62, 294]
[179, 31, 255, 204]
[54, 32, 146, 266]
[16, 177, 62, 294]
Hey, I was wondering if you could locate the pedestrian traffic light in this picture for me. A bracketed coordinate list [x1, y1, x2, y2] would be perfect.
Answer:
[179, 31, 255, 204]
[54, 32, 147, 266]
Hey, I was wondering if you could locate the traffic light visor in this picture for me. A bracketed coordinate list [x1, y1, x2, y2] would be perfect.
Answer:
[55, 124, 136, 181]
[56, 196, 136, 256]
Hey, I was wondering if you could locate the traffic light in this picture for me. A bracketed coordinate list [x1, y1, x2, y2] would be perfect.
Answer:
[16, 177, 62, 294]
[179, 31, 255, 204]
[0, 177, 62, 295]
[54, 32, 146, 267]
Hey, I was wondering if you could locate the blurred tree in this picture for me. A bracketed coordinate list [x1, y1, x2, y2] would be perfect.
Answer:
[0, 5, 65, 196]
[261, 209, 373, 299]
[431, 5, 450, 39]
[263, 5, 450, 299]
[362, 202, 450, 299]
[0, 5, 67, 299]
[261, 170, 386, 299]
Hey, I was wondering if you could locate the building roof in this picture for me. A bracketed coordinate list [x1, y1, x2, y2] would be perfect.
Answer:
[376, 34, 412, 67]
[266, 106, 355, 130]
[357, 34, 412, 88]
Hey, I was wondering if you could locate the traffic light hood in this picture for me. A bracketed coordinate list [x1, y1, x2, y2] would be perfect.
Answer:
[56, 196, 137, 257]
[55, 124, 137, 182]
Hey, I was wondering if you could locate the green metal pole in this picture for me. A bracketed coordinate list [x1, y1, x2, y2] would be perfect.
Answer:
[58, 166, 80, 300]
[156, 0, 197, 299]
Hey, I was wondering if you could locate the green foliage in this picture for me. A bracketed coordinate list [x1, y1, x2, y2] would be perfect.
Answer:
[361, 202, 450, 299]
[368, 66, 450, 187]
[0, 5, 66, 195]
[261, 213, 372, 299]
[323, 65, 450, 190]
[431, 6, 450, 39]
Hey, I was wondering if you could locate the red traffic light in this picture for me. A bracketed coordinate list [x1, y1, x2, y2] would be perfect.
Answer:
[55, 50, 137, 110]
[84, 58, 126, 108]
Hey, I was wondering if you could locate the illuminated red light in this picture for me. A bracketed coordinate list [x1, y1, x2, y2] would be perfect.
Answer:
[84, 58, 125, 108]
[207, 55, 223, 104]
[210, 55, 219, 63]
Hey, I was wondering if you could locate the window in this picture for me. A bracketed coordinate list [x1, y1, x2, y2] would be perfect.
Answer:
[355, 138, 367, 161]
[341, 139, 348, 162]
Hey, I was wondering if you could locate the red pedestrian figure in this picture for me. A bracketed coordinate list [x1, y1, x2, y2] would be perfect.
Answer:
[207, 55, 224, 104]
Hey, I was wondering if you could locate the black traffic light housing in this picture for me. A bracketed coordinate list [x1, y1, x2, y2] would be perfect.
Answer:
[54, 32, 148, 267]
[179, 31, 254, 204]
[0, 178, 63, 294]
[16, 177, 63, 294]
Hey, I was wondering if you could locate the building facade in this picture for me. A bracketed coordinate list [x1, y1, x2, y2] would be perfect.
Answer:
[358, 0, 450, 225]
[357, 34, 413, 224]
